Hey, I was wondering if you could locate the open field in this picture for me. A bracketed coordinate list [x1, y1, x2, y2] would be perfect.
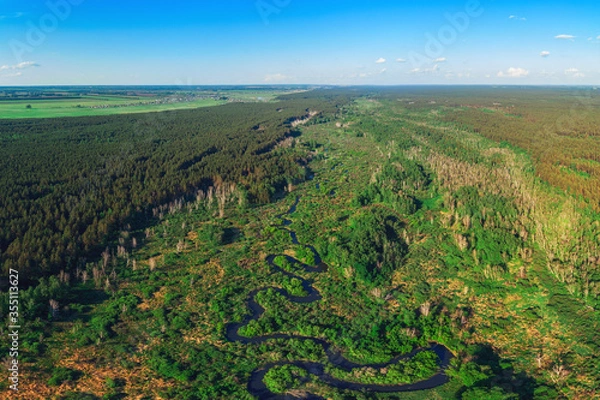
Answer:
[0, 89, 303, 119]
[0, 97, 227, 119]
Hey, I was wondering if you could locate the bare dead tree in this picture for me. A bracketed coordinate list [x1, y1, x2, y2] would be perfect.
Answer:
[92, 266, 103, 287]
[419, 301, 431, 317]
[149, 258, 157, 271]
[102, 247, 110, 270]
[49, 299, 59, 318]
[535, 353, 543, 369]
[550, 364, 569, 384]
[59, 269, 70, 285]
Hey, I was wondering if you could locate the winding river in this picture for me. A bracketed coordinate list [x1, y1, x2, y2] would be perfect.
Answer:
[225, 196, 453, 399]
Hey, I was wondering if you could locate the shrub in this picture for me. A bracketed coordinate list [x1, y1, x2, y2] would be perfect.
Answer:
[263, 365, 307, 394]
[48, 367, 81, 386]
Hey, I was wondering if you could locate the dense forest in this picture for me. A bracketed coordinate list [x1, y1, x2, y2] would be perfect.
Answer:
[0, 91, 350, 282]
[375, 86, 600, 209]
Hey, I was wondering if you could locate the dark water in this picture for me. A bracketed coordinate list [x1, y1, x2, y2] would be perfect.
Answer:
[225, 196, 453, 399]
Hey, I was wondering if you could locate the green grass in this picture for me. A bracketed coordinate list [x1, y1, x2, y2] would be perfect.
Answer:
[560, 165, 591, 179]
[223, 89, 300, 102]
[0, 89, 303, 119]
[0, 96, 227, 119]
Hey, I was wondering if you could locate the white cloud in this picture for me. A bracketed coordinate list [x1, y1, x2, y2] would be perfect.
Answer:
[0, 61, 40, 71]
[396, 58, 406, 63]
[0, 61, 40, 78]
[597, 35, 600, 40]
[540, 51, 550, 57]
[509, 15, 516, 19]
[264, 73, 290, 82]
[497, 67, 529, 78]
[565, 68, 584, 78]
[16, 61, 39, 69]
[375, 57, 386, 64]
[409, 64, 440, 75]
[434, 57, 447, 63]
[555, 34, 575, 40]
[509, 15, 526, 21]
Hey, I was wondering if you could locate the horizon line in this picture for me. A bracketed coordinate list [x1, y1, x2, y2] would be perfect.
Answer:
[0, 84, 598, 88]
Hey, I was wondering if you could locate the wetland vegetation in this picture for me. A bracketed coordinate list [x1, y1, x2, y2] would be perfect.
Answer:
[1, 86, 599, 399]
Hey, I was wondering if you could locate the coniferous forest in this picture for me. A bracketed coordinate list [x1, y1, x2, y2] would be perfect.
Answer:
[1, 87, 599, 399]
[0, 91, 347, 280]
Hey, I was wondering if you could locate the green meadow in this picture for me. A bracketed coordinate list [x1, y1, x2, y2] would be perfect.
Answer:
[0, 96, 226, 119]
[0, 89, 303, 119]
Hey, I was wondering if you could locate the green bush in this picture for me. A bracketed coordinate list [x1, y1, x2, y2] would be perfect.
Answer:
[264, 365, 307, 394]
[340, 208, 407, 284]
[461, 386, 518, 400]
[48, 367, 81, 386]
[448, 359, 491, 387]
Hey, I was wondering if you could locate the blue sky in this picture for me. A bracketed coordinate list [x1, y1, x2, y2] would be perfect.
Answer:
[0, 0, 598, 85]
